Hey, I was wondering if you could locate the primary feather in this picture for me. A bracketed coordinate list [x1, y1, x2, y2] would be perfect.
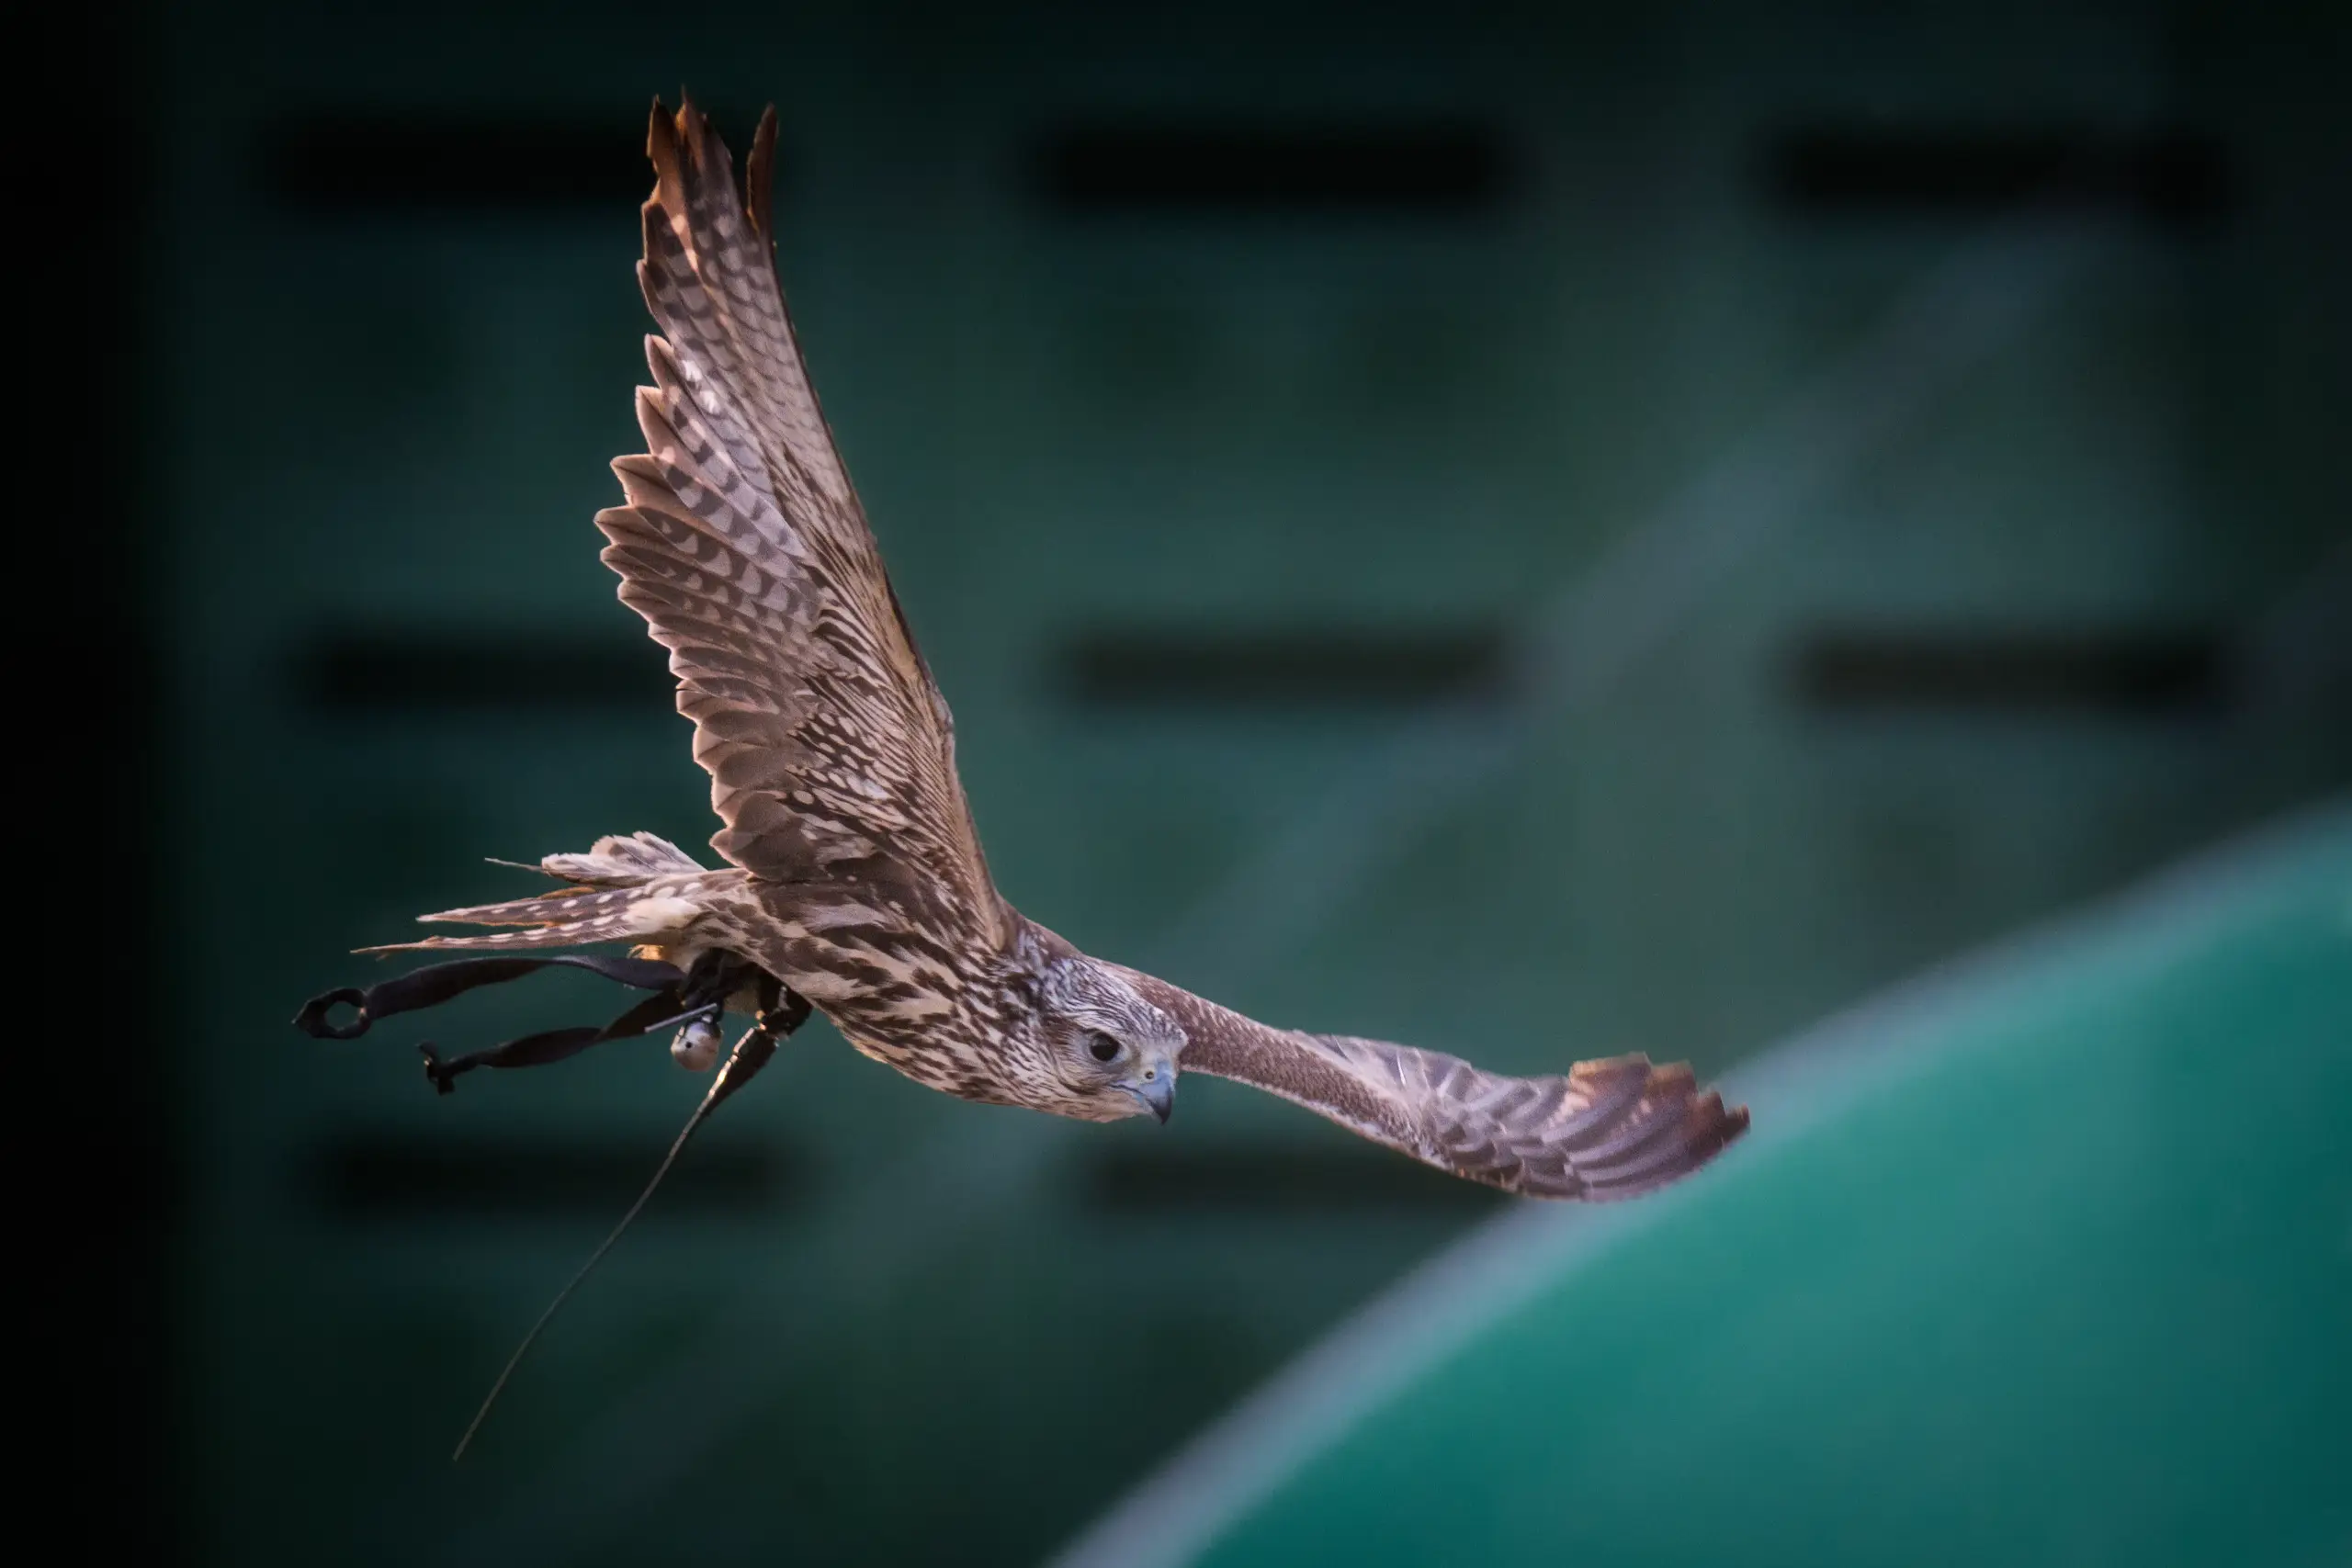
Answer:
[605, 103, 1006, 949]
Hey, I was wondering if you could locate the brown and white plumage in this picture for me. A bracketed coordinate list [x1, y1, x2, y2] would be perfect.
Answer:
[371, 99, 1747, 1201]
[608, 105, 1006, 946]
[1124, 975, 1745, 1199]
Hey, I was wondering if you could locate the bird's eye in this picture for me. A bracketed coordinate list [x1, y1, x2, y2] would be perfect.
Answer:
[1086, 1031, 1121, 1064]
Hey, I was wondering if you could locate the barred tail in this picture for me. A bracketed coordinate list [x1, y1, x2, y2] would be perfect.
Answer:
[358, 873, 733, 954]
[537, 831, 707, 886]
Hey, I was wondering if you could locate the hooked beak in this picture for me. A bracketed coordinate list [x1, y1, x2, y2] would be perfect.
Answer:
[1125, 1060, 1175, 1124]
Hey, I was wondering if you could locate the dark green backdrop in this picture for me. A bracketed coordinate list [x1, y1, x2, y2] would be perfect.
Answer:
[119, 2, 2346, 1562]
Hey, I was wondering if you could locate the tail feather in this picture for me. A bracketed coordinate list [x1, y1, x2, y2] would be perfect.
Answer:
[361, 859, 743, 955]
[360, 911, 661, 954]
[421, 886, 650, 928]
[539, 832, 706, 886]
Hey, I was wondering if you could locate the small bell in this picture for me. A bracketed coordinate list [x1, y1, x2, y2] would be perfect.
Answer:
[670, 1015, 722, 1071]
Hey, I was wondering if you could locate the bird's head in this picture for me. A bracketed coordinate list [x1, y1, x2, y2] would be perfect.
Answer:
[1030, 955, 1185, 1123]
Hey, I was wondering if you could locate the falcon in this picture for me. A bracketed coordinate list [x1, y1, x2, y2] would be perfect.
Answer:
[299, 99, 1747, 1449]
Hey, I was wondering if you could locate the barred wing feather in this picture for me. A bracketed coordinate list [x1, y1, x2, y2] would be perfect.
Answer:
[595, 100, 1007, 950]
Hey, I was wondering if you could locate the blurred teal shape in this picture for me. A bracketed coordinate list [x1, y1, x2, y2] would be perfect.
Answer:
[1057, 803, 2352, 1568]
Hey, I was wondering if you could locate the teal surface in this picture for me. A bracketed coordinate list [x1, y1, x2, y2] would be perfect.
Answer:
[1157, 811, 2352, 1568]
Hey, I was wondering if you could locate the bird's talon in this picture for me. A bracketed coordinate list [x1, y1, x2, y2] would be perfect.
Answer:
[757, 987, 812, 1040]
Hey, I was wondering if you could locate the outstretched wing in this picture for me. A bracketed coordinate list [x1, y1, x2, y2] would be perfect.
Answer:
[597, 99, 1009, 947]
[1126, 974, 1747, 1200]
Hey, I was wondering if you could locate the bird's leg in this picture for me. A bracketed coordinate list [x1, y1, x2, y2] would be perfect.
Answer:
[651, 953, 797, 1071]
[663, 969, 805, 1079]
[755, 973, 813, 1040]
[627, 949, 744, 1036]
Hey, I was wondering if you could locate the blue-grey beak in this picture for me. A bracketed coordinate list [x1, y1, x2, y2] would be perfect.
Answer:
[1126, 1061, 1174, 1124]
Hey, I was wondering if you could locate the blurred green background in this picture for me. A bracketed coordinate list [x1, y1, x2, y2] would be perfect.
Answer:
[90, 0, 2348, 1563]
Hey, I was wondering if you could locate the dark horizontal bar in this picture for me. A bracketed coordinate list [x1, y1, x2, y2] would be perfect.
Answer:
[1767, 127, 2229, 225]
[1035, 119, 1512, 214]
[258, 110, 767, 215]
[294, 629, 673, 714]
[314, 1132, 796, 1220]
[1085, 1144, 1506, 1214]
[1057, 626, 1509, 708]
[1792, 627, 2230, 715]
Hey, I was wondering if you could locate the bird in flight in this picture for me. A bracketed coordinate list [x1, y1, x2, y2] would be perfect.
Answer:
[300, 98, 1747, 1452]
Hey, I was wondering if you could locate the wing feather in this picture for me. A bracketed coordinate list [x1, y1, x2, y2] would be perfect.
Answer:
[1125, 973, 1747, 1200]
[601, 99, 1006, 949]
